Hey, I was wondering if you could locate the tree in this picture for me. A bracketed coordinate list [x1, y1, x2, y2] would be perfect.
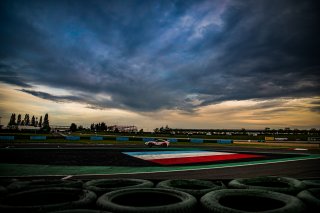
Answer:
[8, 113, 16, 126]
[17, 114, 22, 125]
[100, 122, 107, 131]
[78, 125, 84, 131]
[139, 129, 144, 133]
[70, 123, 77, 132]
[35, 117, 38, 127]
[95, 123, 101, 131]
[38, 116, 42, 127]
[24, 114, 30, 126]
[114, 128, 119, 133]
[90, 123, 95, 131]
[31, 116, 36, 126]
[42, 113, 51, 132]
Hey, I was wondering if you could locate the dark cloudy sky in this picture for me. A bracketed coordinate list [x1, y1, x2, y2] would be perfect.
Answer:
[0, 0, 319, 129]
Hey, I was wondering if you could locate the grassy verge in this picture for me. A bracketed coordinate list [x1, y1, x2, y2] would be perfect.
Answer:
[1, 138, 319, 150]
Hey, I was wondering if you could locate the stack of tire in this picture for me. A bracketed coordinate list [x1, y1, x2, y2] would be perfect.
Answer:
[0, 177, 319, 212]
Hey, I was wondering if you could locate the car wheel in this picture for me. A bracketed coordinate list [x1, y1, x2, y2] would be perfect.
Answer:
[148, 143, 153, 148]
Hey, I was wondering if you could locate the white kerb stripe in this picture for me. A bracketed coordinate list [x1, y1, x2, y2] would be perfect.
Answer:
[132, 151, 235, 160]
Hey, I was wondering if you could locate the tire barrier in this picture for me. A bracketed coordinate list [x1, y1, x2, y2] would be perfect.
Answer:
[217, 139, 233, 144]
[0, 187, 97, 213]
[228, 176, 306, 195]
[7, 179, 83, 193]
[0, 178, 19, 188]
[0, 136, 14, 141]
[83, 178, 154, 196]
[30, 136, 47, 140]
[297, 188, 320, 210]
[96, 187, 197, 213]
[51, 210, 111, 213]
[116, 137, 129, 141]
[156, 179, 225, 199]
[0, 177, 319, 211]
[302, 179, 320, 189]
[190, 138, 203, 143]
[65, 136, 80, 141]
[90, 136, 103, 141]
[0, 186, 7, 197]
[200, 189, 306, 213]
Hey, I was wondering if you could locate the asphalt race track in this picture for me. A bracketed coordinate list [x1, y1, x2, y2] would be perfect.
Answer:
[0, 143, 319, 180]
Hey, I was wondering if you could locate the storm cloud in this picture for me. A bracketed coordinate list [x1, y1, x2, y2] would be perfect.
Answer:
[1, 0, 319, 112]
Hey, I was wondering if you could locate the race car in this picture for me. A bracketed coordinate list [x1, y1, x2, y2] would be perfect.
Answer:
[145, 139, 170, 147]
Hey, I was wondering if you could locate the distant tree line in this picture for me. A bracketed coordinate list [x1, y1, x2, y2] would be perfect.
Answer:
[152, 125, 319, 135]
[90, 122, 107, 131]
[7, 113, 50, 132]
[68, 122, 107, 132]
[69, 122, 142, 133]
[154, 125, 172, 134]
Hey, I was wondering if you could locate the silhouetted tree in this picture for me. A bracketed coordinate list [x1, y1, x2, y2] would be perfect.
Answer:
[8, 113, 16, 126]
[70, 123, 77, 132]
[100, 122, 107, 131]
[95, 123, 101, 131]
[78, 125, 84, 131]
[38, 116, 42, 127]
[42, 113, 50, 132]
[24, 114, 30, 126]
[17, 114, 22, 125]
[90, 123, 95, 131]
[31, 116, 36, 126]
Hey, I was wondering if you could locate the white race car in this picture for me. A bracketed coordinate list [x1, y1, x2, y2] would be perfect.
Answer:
[145, 139, 170, 147]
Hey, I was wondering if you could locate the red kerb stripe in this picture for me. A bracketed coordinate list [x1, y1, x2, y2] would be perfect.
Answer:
[149, 154, 264, 165]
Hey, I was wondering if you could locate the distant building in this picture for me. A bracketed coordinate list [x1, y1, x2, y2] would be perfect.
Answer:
[51, 125, 70, 132]
[17, 125, 41, 130]
[107, 125, 138, 132]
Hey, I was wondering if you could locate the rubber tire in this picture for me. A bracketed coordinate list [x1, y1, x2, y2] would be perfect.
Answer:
[297, 188, 320, 210]
[0, 186, 7, 197]
[200, 189, 306, 213]
[0, 187, 97, 213]
[96, 187, 197, 213]
[157, 179, 225, 199]
[7, 179, 83, 192]
[228, 176, 306, 194]
[148, 143, 153, 148]
[51, 210, 111, 213]
[84, 179, 154, 196]
[302, 179, 320, 189]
